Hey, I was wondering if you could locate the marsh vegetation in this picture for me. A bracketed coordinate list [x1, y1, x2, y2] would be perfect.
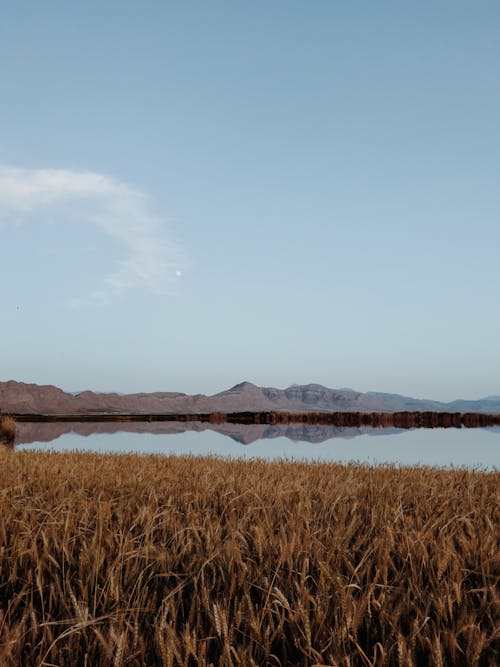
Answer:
[0, 450, 497, 665]
[0, 415, 15, 445]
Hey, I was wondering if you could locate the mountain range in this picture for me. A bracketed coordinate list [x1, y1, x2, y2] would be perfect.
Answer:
[2, 380, 500, 415]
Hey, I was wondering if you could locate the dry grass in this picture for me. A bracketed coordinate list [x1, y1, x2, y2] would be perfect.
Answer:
[0, 450, 498, 666]
[0, 415, 16, 444]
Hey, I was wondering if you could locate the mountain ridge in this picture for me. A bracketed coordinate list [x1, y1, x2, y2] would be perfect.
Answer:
[1, 380, 500, 415]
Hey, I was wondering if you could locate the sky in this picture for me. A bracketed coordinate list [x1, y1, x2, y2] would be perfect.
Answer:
[1, 1, 499, 401]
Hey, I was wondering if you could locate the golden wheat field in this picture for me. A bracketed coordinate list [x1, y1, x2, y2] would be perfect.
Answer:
[0, 450, 498, 666]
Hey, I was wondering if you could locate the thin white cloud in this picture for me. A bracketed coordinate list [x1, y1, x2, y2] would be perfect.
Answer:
[0, 165, 183, 304]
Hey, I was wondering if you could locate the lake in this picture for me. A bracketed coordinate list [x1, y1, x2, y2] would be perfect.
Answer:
[13, 420, 499, 468]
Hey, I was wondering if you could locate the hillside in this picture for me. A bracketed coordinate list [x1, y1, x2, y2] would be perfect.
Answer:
[2, 380, 500, 415]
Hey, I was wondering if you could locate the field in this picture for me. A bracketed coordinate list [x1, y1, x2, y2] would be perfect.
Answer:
[0, 450, 498, 666]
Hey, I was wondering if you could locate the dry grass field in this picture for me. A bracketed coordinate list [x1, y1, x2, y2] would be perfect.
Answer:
[0, 450, 498, 666]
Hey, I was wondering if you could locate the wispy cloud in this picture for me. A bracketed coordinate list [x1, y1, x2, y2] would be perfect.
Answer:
[0, 165, 183, 304]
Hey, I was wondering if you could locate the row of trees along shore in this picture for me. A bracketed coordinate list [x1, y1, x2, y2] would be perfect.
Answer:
[3, 411, 500, 442]
[194, 411, 500, 428]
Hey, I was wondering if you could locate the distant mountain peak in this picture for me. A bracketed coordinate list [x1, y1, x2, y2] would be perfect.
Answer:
[228, 381, 259, 392]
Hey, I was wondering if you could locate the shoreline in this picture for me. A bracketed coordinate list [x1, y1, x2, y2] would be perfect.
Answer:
[7, 410, 500, 428]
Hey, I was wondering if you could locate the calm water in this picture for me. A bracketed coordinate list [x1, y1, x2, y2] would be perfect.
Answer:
[14, 421, 500, 468]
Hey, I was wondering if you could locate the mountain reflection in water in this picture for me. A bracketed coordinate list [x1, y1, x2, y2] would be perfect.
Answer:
[14, 421, 405, 447]
[11, 421, 500, 468]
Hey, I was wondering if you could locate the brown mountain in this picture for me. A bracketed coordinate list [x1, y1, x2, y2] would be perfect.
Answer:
[2, 380, 500, 415]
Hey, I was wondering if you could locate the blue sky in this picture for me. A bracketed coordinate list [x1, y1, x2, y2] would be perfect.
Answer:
[1, 1, 499, 400]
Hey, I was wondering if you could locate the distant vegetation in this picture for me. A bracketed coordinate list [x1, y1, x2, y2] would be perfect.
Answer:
[8, 409, 500, 428]
[0, 450, 497, 665]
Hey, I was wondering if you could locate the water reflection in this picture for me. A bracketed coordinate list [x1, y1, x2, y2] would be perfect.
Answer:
[12, 421, 500, 468]
[14, 420, 406, 447]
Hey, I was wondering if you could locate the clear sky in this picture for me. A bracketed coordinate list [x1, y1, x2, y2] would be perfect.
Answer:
[1, 1, 499, 401]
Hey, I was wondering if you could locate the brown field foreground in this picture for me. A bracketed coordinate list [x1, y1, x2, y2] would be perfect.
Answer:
[0, 452, 498, 666]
